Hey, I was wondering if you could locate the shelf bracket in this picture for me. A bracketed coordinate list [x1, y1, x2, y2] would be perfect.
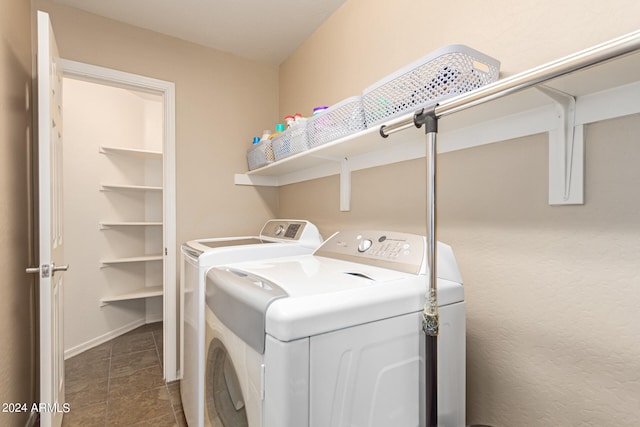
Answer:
[340, 157, 351, 211]
[305, 153, 351, 211]
[536, 85, 584, 205]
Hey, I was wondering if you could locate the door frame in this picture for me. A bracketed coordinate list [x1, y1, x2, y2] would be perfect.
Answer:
[60, 59, 178, 381]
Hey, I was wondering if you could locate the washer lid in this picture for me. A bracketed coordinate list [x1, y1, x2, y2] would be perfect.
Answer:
[183, 236, 270, 258]
[220, 255, 463, 343]
[212, 230, 464, 343]
[181, 219, 323, 258]
[206, 267, 288, 354]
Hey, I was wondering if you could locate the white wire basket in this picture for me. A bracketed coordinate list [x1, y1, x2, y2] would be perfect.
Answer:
[307, 96, 366, 148]
[247, 140, 274, 170]
[362, 44, 500, 126]
[272, 122, 309, 161]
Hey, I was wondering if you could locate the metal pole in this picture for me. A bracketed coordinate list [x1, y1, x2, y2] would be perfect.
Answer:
[416, 107, 440, 427]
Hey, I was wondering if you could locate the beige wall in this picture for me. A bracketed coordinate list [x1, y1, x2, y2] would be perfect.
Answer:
[278, 0, 640, 425]
[14, 0, 639, 425]
[0, 0, 35, 425]
[32, 0, 281, 354]
[33, 0, 279, 248]
[280, 0, 640, 116]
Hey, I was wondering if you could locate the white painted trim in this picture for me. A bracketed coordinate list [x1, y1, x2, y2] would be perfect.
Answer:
[575, 80, 640, 125]
[60, 59, 178, 381]
[146, 312, 164, 325]
[340, 158, 351, 211]
[60, 59, 173, 94]
[63, 318, 146, 360]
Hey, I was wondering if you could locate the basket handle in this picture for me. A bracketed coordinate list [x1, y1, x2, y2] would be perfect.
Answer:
[472, 60, 492, 75]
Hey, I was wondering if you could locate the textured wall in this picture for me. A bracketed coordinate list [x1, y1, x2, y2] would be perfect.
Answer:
[277, 0, 640, 425]
[0, 0, 35, 425]
[33, 0, 280, 250]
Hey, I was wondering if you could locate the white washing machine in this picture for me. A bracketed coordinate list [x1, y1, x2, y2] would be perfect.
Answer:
[204, 230, 466, 427]
[180, 220, 323, 427]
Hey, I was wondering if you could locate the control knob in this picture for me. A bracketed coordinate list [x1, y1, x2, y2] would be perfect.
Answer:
[357, 239, 373, 253]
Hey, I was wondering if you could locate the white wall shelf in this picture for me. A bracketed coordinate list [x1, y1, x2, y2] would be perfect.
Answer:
[235, 44, 640, 210]
[100, 183, 163, 192]
[100, 254, 163, 267]
[99, 285, 163, 306]
[99, 221, 163, 230]
[99, 145, 162, 159]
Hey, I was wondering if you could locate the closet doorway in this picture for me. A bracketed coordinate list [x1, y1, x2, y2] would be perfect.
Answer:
[60, 60, 178, 381]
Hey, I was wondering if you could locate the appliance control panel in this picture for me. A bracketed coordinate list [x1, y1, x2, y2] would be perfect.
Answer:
[259, 220, 322, 247]
[314, 230, 426, 274]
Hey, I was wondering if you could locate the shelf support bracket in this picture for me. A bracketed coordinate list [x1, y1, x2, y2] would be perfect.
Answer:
[340, 157, 351, 211]
[536, 85, 584, 205]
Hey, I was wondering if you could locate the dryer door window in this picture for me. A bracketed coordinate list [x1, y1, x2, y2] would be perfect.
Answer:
[206, 338, 249, 427]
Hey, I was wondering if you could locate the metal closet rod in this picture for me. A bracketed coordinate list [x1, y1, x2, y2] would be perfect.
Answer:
[380, 28, 640, 137]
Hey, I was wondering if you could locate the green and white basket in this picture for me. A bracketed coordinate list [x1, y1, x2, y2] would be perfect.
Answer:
[307, 96, 366, 148]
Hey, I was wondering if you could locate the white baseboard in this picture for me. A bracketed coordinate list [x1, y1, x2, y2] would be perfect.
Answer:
[145, 313, 163, 324]
[64, 318, 146, 360]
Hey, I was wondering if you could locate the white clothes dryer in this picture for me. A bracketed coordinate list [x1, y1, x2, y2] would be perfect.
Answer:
[180, 220, 322, 427]
[205, 230, 466, 427]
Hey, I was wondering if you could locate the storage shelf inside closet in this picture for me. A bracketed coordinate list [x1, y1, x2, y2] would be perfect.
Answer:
[234, 39, 640, 209]
[99, 285, 163, 306]
[99, 254, 163, 267]
[99, 145, 162, 159]
[98, 142, 165, 304]
[99, 221, 163, 229]
[100, 183, 163, 192]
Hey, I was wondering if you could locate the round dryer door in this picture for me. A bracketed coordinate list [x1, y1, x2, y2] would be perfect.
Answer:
[206, 338, 249, 427]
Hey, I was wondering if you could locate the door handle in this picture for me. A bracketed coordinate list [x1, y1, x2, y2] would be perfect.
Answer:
[26, 263, 69, 278]
[52, 263, 69, 273]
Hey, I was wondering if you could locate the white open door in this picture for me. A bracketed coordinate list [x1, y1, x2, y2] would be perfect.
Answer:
[29, 11, 67, 427]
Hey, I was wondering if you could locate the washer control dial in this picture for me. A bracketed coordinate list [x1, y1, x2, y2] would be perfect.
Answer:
[357, 239, 373, 253]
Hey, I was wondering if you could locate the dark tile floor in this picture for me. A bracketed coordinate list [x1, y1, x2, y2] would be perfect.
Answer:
[63, 322, 187, 426]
